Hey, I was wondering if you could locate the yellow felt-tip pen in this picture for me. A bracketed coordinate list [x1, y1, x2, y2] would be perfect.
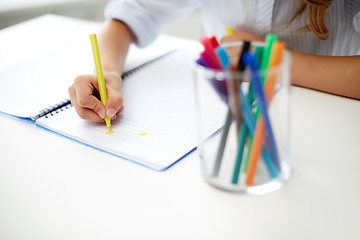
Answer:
[90, 33, 113, 134]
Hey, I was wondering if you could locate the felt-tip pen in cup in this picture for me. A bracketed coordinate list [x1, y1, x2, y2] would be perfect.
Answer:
[90, 34, 114, 134]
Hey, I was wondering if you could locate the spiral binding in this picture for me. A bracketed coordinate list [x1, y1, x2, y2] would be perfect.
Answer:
[38, 98, 72, 119]
[121, 50, 177, 80]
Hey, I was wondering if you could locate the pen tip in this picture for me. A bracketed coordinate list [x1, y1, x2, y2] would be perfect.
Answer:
[105, 117, 114, 134]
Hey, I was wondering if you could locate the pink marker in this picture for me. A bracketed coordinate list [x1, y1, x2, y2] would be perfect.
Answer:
[200, 36, 222, 69]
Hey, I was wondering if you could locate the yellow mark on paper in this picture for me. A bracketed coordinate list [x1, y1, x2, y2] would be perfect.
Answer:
[139, 132, 148, 136]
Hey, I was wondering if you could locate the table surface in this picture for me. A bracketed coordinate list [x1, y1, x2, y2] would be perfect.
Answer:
[1, 85, 360, 240]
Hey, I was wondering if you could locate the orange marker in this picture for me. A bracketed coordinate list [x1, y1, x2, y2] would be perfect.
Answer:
[265, 42, 286, 102]
[245, 117, 266, 186]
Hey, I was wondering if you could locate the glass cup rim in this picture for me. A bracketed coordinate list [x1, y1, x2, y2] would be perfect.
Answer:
[194, 40, 290, 81]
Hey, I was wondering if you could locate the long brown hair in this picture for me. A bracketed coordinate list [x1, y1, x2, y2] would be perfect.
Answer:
[291, 0, 333, 40]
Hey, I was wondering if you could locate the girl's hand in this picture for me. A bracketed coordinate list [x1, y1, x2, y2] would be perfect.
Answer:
[220, 29, 265, 44]
[220, 30, 266, 65]
[68, 71, 124, 122]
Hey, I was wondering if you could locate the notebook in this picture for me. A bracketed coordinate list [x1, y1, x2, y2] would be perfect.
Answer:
[0, 15, 225, 170]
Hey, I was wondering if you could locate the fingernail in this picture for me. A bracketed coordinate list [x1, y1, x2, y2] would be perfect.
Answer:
[97, 110, 105, 119]
[107, 108, 117, 119]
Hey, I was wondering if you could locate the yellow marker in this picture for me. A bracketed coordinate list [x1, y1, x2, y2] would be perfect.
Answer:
[225, 26, 234, 36]
[90, 34, 114, 134]
[139, 132, 148, 136]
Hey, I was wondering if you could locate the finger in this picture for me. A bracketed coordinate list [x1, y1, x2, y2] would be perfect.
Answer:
[69, 83, 104, 122]
[75, 75, 106, 116]
[106, 94, 123, 119]
[71, 75, 106, 121]
[109, 106, 123, 121]
[104, 75, 124, 119]
[220, 35, 239, 43]
[220, 30, 265, 44]
[232, 30, 265, 42]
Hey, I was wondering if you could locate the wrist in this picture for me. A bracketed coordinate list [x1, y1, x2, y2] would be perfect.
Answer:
[102, 66, 122, 78]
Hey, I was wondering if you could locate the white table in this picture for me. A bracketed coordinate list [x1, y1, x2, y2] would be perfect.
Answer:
[1, 86, 360, 240]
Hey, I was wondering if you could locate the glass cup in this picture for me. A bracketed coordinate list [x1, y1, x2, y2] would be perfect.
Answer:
[193, 42, 291, 195]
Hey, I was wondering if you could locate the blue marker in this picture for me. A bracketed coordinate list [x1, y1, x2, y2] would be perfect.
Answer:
[215, 46, 230, 69]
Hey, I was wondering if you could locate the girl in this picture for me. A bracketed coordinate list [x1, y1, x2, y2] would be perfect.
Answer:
[69, 0, 360, 122]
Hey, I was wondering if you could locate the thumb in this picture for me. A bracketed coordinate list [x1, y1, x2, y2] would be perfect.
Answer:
[105, 91, 124, 119]
[82, 95, 107, 120]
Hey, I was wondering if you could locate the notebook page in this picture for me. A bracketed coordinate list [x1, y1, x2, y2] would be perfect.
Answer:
[36, 49, 227, 170]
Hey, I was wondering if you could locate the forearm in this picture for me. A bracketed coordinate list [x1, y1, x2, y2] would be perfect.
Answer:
[290, 51, 360, 99]
[98, 19, 135, 76]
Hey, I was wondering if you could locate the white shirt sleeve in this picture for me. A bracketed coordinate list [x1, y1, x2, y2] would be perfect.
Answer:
[104, 0, 201, 47]
[344, 0, 360, 33]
